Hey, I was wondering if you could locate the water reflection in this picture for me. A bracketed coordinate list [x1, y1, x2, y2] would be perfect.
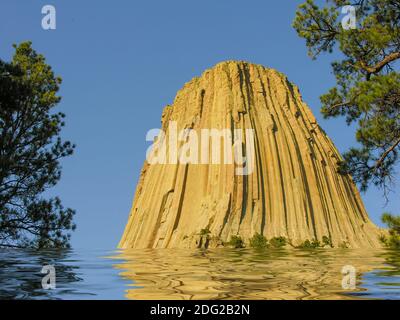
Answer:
[347, 250, 400, 300]
[0, 248, 399, 299]
[114, 248, 400, 300]
[0, 248, 128, 300]
[0, 248, 82, 299]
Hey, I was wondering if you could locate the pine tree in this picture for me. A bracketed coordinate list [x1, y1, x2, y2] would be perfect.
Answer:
[0, 42, 75, 248]
[293, 1, 400, 247]
[293, 0, 400, 195]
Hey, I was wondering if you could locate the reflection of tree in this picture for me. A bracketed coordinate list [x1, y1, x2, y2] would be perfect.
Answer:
[0, 249, 82, 299]
[376, 250, 400, 278]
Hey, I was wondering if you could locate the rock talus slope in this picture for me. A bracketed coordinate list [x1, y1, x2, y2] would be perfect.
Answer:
[119, 61, 381, 249]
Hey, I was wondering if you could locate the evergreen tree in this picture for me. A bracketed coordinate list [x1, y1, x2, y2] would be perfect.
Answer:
[293, 0, 400, 195]
[380, 213, 400, 248]
[293, 1, 400, 247]
[0, 42, 75, 248]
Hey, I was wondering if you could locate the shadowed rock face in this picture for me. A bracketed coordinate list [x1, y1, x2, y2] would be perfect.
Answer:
[119, 61, 381, 249]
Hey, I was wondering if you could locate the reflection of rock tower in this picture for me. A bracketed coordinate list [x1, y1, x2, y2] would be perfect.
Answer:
[119, 61, 381, 249]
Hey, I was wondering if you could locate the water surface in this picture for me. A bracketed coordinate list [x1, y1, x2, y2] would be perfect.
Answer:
[0, 248, 399, 300]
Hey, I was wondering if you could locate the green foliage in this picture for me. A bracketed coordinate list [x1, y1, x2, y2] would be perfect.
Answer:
[0, 42, 75, 248]
[298, 239, 313, 249]
[298, 238, 322, 249]
[200, 227, 211, 236]
[293, 0, 400, 195]
[269, 236, 287, 248]
[322, 235, 333, 247]
[227, 235, 245, 248]
[382, 212, 400, 231]
[380, 213, 400, 248]
[249, 233, 269, 248]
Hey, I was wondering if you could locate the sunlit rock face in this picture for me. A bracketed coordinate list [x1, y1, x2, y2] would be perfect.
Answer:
[119, 61, 381, 249]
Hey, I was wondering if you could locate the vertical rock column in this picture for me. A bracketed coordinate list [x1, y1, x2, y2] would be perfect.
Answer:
[119, 61, 381, 249]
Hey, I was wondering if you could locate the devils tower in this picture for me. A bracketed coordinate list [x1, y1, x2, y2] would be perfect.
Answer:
[119, 61, 381, 249]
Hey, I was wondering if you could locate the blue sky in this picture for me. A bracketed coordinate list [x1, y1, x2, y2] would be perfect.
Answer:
[1, 0, 398, 249]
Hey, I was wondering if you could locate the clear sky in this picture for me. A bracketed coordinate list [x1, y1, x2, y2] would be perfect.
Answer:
[1, 0, 398, 249]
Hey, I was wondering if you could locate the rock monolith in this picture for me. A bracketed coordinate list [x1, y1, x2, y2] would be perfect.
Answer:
[119, 61, 381, 249]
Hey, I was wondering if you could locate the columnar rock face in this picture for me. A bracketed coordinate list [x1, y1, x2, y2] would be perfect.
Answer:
[119, 61, 381, 249]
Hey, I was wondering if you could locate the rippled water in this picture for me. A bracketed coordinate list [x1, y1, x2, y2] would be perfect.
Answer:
[0, 248, 400, 300]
